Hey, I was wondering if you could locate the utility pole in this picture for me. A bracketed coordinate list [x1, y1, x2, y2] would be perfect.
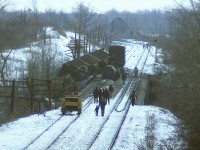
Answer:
[154, 39, 158, 63]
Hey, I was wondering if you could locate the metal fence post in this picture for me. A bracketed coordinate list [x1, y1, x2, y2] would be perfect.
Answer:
[47, 79, 52, 108]
[30, 78, 34, 111]
[10, 79, 15, 113]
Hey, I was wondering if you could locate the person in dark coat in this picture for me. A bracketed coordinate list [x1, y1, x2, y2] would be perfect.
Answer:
[104, 88, 110, 105]
[130, 90, 137, 106]
[99, 99, 106, 116]
[98, 88, 104, 103]
[108, 84, 114, 98]
[94, 105, 99, 116]
[134, 67, 138, 77]
[146, 43, 149, 49]
[93, 87, 99, 103]
[38, 96, 48, 117]
[121, 73, 127, 85]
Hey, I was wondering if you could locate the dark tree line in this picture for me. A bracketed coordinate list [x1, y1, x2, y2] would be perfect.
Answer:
[149, 0, 200, 149]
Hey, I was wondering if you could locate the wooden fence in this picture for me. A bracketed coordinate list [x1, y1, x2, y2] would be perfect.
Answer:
[0, 78, 66, 118]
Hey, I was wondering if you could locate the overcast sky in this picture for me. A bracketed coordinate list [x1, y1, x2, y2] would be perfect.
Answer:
[7, 0, 188, 13]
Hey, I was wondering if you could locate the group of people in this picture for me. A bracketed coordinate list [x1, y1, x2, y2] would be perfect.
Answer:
[93, 67, 139, 117]
[93, 84, 114, 117]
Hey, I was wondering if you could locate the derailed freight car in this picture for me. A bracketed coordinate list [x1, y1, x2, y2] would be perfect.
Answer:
[108, 45, 126, 68]
[102, 45, 126, 81]
[58, 46, 125, 82]
[58, 49, 110, 81]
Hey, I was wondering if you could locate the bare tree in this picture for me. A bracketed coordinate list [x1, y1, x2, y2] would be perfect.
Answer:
[0, 0, 7, 11]
[0, 0, 8, 50]
[26, 39, 61, 79]
[31, 0, 39, 39]
[0, 49, 12, 85]
[71, 2, 97, 34]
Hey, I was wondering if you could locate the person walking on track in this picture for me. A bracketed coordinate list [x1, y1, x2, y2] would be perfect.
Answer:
[121, 73, 127, 85]
[93, 87, 99, 103]
[134, 67, 138, 77]
[99, 99, 106, 116]
[104, 87, 110, 105]
[94, 105, 99, 116]
[130, 90, 137, 106]
[108, 84, 114, 98]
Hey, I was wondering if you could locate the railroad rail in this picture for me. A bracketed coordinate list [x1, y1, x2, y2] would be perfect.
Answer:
[23, 79, 107, 150]
[88, 45, 150, 149]
[24, 42, 150, 150]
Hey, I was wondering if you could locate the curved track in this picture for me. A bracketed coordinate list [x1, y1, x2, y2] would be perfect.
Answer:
[109, 46, 150, 149]
[88, 44, 150, 150]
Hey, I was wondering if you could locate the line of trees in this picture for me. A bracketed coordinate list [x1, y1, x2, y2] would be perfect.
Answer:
[149, 0, 200, 149]
[0, 1, 169, 83]
[169, 1, 200, 147]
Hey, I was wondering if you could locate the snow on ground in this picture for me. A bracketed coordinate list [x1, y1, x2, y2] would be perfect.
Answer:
[0, 106, 182, 149]
[113, 106, 181, 149]
[0, 30, 185, 149]
[1, 27, 74, 79]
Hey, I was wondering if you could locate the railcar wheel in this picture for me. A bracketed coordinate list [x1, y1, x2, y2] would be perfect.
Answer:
[102, 65, 116, 80]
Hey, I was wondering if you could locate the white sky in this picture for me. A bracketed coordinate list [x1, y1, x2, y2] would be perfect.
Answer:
[7, 0, 188, 13]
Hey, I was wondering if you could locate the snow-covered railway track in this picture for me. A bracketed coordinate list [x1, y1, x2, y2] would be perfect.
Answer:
[23, 100, 91, 150]
[87, 73, 137, 149]
[47, 44, 151, 150]
[109, 49, 150, 149]
[88, 47, 150, 150]
[88, 93, 130, 149]
[23, 80, 107, 150]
